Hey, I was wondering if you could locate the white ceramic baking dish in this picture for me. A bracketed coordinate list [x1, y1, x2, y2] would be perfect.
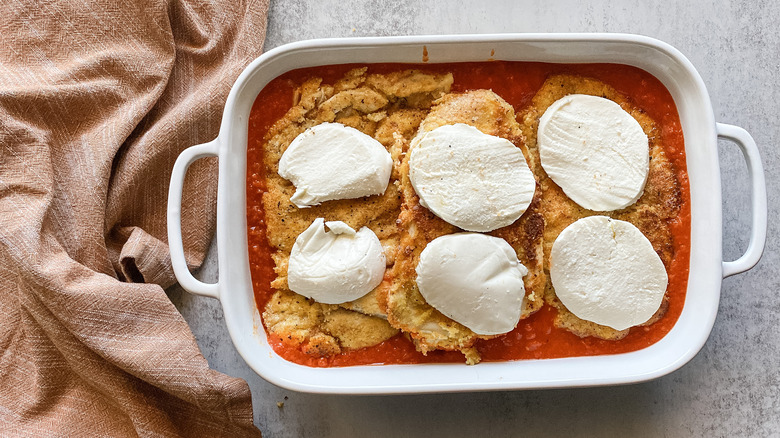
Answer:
[167, 33, 767, 394]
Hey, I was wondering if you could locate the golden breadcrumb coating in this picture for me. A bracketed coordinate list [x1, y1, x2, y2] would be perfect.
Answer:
[263, 290, 399, 356]
[260, 68, 453, 356]
[386, 90, 546, 364]
[519, 75, 681, 340]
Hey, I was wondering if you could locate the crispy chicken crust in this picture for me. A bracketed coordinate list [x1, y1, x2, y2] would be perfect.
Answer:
[260, 68, 453, 356]
[519, 75, 681, 340]
[386, 90, 546, 364]
[263, 290, 399, 356]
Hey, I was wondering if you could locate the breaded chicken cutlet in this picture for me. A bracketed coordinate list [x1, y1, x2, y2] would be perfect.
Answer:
[261, 67, 454, 356]
[519, 75, 682, 340]
[386, 90, 546, 364]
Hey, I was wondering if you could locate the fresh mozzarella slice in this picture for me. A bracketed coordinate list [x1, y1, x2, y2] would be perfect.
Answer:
[415, 233, 528, 335]
[538, 94, 649, 211]
[287, 218, 385, 304]
[408, 123, 536, 232]
[550, 216, 667, 331]
[278, 123, 393, 208]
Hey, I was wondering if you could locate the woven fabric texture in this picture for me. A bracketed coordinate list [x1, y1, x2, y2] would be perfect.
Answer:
[0, 0, 268, 435]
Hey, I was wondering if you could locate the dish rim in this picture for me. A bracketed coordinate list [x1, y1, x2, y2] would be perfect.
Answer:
[192, 33, 727, 394]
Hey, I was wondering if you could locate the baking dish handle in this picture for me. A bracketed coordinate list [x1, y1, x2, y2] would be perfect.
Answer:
[717, 123, 767, 278]
[167, 139, 220, 299]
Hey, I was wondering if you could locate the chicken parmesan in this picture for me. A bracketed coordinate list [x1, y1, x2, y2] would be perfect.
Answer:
[245, 61, 690, 367]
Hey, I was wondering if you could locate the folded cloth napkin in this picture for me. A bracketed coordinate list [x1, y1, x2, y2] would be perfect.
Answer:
[0, 0, 268, 435]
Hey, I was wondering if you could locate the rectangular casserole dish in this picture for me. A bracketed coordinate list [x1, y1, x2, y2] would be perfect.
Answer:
[167, 33, 767, 394]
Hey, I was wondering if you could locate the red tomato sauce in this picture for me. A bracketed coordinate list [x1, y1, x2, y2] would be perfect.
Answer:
[246, 62, 691, 367]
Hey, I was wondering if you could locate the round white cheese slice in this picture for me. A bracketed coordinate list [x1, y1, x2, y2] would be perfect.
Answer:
[538, 94, 649, 211]
[408, 123, 536, 232]
[278, 123, 393, 208]
[415, 233, 528, 335]
[287, 218, 385, 304]
[550, 216, 668, 331]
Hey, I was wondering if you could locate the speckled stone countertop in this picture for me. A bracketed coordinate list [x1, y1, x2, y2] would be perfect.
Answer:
[168, 1, 780, 436]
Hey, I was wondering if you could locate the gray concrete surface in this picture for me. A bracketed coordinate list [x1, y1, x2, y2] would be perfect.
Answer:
[168, 1, 780, 436]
